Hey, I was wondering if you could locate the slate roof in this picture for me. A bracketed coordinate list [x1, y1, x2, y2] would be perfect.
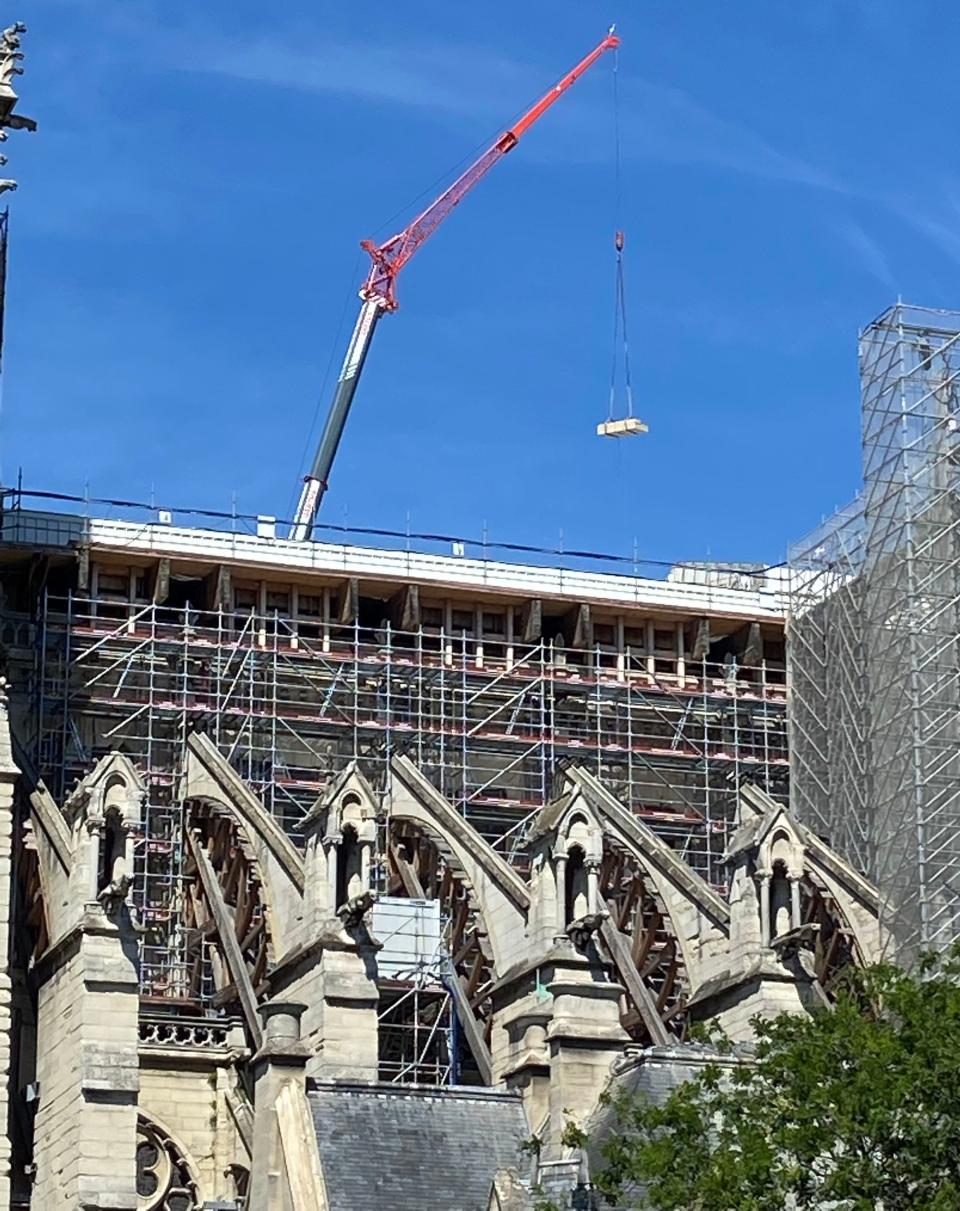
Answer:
[308, 1081, 531, 1210]
[577, 1046, 756, 1208]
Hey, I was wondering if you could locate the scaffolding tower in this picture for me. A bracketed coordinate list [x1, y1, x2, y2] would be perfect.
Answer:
[789, 303, 960, 956]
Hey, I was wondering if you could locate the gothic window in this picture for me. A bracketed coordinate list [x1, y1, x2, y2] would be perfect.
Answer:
[565, 845, 589, 924]
[337, 824, 362, 907]
[97, 809, 125, 895]
[136, 1121, 199, 1211]
[770, 860, 792, 942]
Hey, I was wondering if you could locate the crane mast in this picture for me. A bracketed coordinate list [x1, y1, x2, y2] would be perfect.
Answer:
[290, 29, 620, 541]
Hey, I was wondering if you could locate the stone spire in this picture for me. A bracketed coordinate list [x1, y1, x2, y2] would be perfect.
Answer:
[0, 22, 37, 194]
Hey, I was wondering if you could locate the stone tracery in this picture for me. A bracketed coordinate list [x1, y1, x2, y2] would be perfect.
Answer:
[135, 1118, 200, 1211]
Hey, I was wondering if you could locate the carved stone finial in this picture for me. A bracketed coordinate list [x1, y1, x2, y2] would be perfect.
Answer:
[0, 24, 24, 90]
[0, 19, 36, 167]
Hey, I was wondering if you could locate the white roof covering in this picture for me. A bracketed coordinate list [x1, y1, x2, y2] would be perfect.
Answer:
[88, 518, 786, 621]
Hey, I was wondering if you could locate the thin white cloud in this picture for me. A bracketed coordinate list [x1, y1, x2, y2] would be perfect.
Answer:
[880, 187, 960, 269]
[184, 34, 528, 123]
[836, 218, 897, 291]
[178, 30, 844, 191]
[619, 78, 844, 192]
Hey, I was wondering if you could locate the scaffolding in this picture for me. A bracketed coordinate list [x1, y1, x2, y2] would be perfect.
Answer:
[788, 500, 868, 869]
[789, 303, 960, 956]
[28, 581, 787, 1005]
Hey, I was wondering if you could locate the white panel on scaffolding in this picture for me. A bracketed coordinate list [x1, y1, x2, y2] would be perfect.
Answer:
[373, 896, 442, 980]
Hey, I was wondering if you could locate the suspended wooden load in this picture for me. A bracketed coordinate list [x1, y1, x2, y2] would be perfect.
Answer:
[597, 415, 648, 437]
[598, 228, 648, 438]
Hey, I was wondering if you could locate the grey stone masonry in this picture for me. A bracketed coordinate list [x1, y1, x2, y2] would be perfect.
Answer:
[0, 680, 17, 1211]
[31, 904, 140, 1210]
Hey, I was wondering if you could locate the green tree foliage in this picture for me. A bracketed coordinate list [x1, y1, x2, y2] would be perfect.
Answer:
[587, 950, 960, 1210]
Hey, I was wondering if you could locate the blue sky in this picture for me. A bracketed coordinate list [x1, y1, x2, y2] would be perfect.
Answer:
[3, 0, 959, 565]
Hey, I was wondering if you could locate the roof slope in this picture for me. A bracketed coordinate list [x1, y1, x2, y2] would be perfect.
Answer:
[308, 1082, 530, 1211]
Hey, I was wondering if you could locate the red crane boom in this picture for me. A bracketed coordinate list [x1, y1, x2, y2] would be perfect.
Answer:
[290, 29, 620, 540]
[362, 30, 620, 310]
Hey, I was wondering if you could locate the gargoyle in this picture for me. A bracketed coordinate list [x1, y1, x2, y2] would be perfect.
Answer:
[336, 889, 376, 928]
[565, 911, 606, 950]
[97, 872, 131, 915]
